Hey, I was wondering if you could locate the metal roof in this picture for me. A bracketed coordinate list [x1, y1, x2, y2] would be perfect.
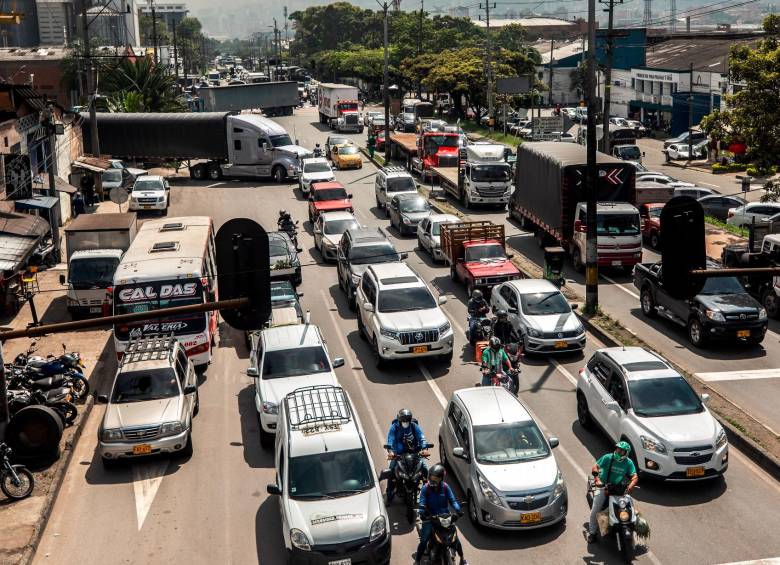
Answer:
[0, 211, 48, 237]
[505, 278, 560, 295]
[644, 37, 759, 72]
[473, 17, 576, 29]
[65, 212, 137, 233]
[520, 141, 624, 166]
[0, 234, 40, 271]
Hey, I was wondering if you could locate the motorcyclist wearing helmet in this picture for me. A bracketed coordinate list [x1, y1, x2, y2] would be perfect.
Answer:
[467, 289, 490, 342]
[414, 464, 467, 565]
[481, 336, 513, 386]
[587, 441, 638, 544]
[278, 209, 295, 232]
[313, 143, 324, 158]
[385, 409, 429, 503]
[491, 309, 517, 345]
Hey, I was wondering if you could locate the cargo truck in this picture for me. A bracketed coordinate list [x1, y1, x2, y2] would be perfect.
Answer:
[435, 143, 512, 208]
[60, 213, 138, 319]
[317, 83, 363, 133]
[82, 112, 311, 183]
[508, 142, 642, 272]
[198, 81, 298, 116]
[441, 221, 521, 295]
[722, 233, 780, 318]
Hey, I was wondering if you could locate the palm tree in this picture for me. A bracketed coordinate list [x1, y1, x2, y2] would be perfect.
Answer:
[100, 57, 185, 112]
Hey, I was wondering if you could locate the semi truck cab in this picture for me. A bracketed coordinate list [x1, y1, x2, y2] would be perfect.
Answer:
[412, 132, 460, 180]
[334, 100, 363, 133]
[572, 202, 642, 271]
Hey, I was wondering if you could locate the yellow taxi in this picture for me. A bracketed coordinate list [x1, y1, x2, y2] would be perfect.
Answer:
[331, 144, 363, 170]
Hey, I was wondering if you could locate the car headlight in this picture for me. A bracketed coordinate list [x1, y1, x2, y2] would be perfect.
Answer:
[705, 309, 725, 322]
[369, 516, 387, 542]
[102, 428, 122, 442]
[290, 528, 311, 551]
[475, 278, 486, 286]
[160, 421, 184, 436]
[438, 321, 451, 334]
[157, 196, 165, 202]
[477, 472, 503, 507]
[262, 401, 278, 415]
[350, 273, 362, 286]
[640, 435, 667, 454]
[552, 470, 566, 499]
[380, 327, 400, 341]
[323, 239, 336, 249]
[716, 428, 728, 449]
[527, 328, 541, 338]
[402, 216, 411, 224]
[758, 307, 768, 320]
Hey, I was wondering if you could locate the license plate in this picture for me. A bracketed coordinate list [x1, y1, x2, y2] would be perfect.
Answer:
[412, 345, 429, 354]
[686, 466, 705, 477]
[554, 341, 567, 349]
[133, 444, 152, 455]
[329, 560, 351, 565]
[520, 512, 542, 524]
[142, 205, 152, 209]
[611, 260, 622, 266]
[737, 329, 750, 338]
[89, 307, 101, 313]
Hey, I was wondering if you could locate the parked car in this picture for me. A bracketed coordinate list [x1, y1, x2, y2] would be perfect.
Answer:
[727, 202, 780, 228]
[128, 175, 169, 215]
[396, 112, 417, 132]
[665, 142, 707, 160]
[490, 279, 586, 354]
[375, 166, 417, 215]
[551, 131, 576, 143]
[313, 211, 360, 262]
[298, 157, 335, 194]
[364, 110, 382, 127]
[635, 173, 695, 188]
[417, 213, 460, 262]
[439, 387, 568, 529]
[639, 203, 664, 249]
[664, 130, 708, 149]
[562, 107, 578, 120]
[388, 193, 432, 236]
[673, 186, 716, 200]
[332, 144, 363, 170]
[247, 324, 343, 446]
[626, 119, 648, 138]
[102, 169, 124, 193]
[510, 120, 532, 137]
[97, 336, 198, 466]
[355, 262, 453, 365]
[609, 117, 630, 127]
[698, 195, 747, 222]
[577, 347, 728, 480]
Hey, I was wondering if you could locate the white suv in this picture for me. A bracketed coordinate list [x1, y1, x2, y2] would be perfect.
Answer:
[266, 385, 391, 563]
[299, 157, 335, 194]
[356, 262, 454, 367]
[247, 324, 344, 447]
[128, 175, 169, 215]
[374, 166, 417, 217]
[576, 347, 728, 481]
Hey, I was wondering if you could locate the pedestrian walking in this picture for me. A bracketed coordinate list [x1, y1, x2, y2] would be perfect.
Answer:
[80, 174, 95, 207]
[367, 133, 376, 160]
[72, 191, 86, 217]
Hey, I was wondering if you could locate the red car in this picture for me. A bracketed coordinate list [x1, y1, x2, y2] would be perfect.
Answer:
[307, 181, 353, 222]
[375, 131, 386, 152]
[639, 202, 664, 249]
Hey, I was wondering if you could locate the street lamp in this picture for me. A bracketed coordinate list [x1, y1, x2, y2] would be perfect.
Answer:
[376, 0, 390, 162]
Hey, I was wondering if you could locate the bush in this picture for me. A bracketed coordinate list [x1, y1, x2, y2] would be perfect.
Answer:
[711, 162, 747, 173]
[746, 164, 778, 177]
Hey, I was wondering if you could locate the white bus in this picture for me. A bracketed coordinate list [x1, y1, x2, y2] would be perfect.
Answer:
[112, 216, 218, 367]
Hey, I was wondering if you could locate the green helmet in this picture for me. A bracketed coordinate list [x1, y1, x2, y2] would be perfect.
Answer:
[615, 441, 631, 455]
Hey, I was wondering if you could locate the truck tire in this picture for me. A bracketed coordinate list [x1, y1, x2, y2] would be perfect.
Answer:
[762, 290, 780, 318]
[273, 166, 287, 183]
[461, 189, 470, 209]
[650, 231, 661, 250]
[640, 287, 657, 317]
[191, 164, 207, 180]
[571, 246, 584, 273]
[687, 318, 708, 348]
[6, 405, 64, 464]
[207, 164, 222, 180]
[450, 266, 458, 282]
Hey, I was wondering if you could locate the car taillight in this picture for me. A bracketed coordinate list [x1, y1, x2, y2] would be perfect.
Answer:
[578, 368, 585, 375]
[187, 342, 210, 356]
[727, 211, 734, 218]
[116, 352, 124, 361]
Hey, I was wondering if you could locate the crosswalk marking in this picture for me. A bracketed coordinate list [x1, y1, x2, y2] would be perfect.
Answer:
[696, 368, 780, 382]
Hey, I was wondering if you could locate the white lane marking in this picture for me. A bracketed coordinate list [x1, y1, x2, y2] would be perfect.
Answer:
[696, 368, 780, 382]
[205, 182, 222, 188]
[320, 289, 385, 445]
[551, 358, 578, 387]
[600, 273, 640, 299]
[730, 449, 780, 497]
[132, 460, 169, 530]
[417, 363, 448, 408]
[714, 559, 780, 565]
[700, 182, 721, 189]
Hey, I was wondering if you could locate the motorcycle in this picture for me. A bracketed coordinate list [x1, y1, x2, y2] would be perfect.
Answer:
[278, 218, 300, 249]
[466, 316, 491, 345]
[0, 443, 34, 501]
[421, 512, 464, 565]
[383, 443, 432, 524]
[587, 472, 639, 562]
[7, 388, 78, 426]
[478, 368, 519, 396]
[10, 344, 88, 399]
[313, 147, 325, 158]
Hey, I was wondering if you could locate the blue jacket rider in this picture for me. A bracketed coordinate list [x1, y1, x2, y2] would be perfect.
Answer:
[414, 464, 467, 565]
[385, 408, 428, 503]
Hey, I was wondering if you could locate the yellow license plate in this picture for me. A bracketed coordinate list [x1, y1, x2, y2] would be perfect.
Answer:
[412, 345, 429, 354]
[686, 466, 705, 478]
[133, 444, 152, 455]
[554, 341, 567, 349]
[737, 330, 750, 338]
[520, 512, 542, 524]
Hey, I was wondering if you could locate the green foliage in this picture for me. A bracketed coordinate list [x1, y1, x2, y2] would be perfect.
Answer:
[705, 215, 749, 238]
[315, 48, 385, 83]
[139, 15, 172, 46]
[760, 179, 780, 202]
[711, 162, 747, 173]
[100, 57, 185, 112]
[747, 164, 777, 177]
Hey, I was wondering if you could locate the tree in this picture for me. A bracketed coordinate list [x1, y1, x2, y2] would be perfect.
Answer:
[100, 57, 185, 112]
[176, 17, 211, 76]
[139, 14, 171, 48]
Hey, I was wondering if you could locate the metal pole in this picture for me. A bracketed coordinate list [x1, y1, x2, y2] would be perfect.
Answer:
[484, 1, 494, 131]
[81, 0, 99, 156]
[151, 2, 158, 64]
[585, 0, 598, 313]
[601, 0, 616, 155]
[382, 2, 391, 162]
[417, 0, 423, 99]
[173, 23, 179, 83]
[44, 99, 61, 264]
[688, 62, 694, 161]
[548, 38, 554, 107]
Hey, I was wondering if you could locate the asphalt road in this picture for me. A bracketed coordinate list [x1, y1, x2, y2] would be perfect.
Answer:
[33, 106, 780, 565]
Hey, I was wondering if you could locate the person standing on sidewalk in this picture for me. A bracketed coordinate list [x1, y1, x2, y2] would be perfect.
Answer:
[72, 191, 85, 217]
[367, 133, 376, 160]
[80, 175, 95, 208]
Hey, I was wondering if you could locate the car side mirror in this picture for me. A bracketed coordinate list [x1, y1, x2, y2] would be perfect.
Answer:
[571, 303, 579, 310]
[701, 393, 710, 403]
[261, 142, 269, 150]
[506, 253, 514, 259]
[378, 469, 394, 482]
[297, 292, 304, 298]
[332, 357, 345, 368]
[452, 447, 469, 461]
[363, 302, 374, 313]
[508, 307, 518, 314]
[348, 193, 353, 199]
[183, 384, 197, 395]
[604, 400, 620, 412]
[383, 443, 391, 450]
[246, 367, 259, 378]
[97, 394, 108, 404]
[313, 226, 321, 234]
[266, 484, 281, 496]
[548, 437, 560, 449]
[438, 296, 447, 305]
[59, 274, 66, 285]
[642, 152, 646, 157]
[400, 253, 408, 260]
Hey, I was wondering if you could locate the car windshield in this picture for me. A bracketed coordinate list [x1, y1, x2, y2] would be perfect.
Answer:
[324, 218, 359, 235]
[269, 242, 293, 259]
[288, 448, 373, 500]
[464, 244, 506, 262]
[330, 137, 349, 146]
[133, 179, 163, 192]
[270, 134, 293, 147]
[432, 221, 456, 236]
[596, 213, 640, 236]
[628, 376, 703, 417]
[617, 146, 642, 160]
[378, 286, 436, 312]
[647, 207, 663, 218]
[339, 146, 359, 155]
[314, 188, 347, 201]
[304, 162, 331, 173]
[350, 244, 399, 265]
[399, 197, 430, 213]
[471, 164, 511, 182]
[261, 346, 330, 378]
[111, 368, 180, 403]
[271, 283, 296, 302]
[426, 135, 460, 148]
[700, 276, 746, 295]
[69, 256, 120, 287]
[520, 291, 571, 315]
[387, 177, 416, 193]
[103, 170, 123, 183]
[474, 422, 550, 464]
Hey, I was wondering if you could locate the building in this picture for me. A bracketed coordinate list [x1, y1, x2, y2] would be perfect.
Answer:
[473, 17, 588, 40]
[140, 3, 187, 32]
[2, 0, 40, 47]
[0, 47, 74, 108]
[35, 0, 74, 46]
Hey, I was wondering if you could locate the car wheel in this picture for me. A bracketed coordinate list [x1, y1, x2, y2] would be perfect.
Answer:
[650, 231, 660, 249]
[258, 412, 274, 448]
[468, 491, 482, 529]
[577, 392, 593, 430]
[440, 349, 453, 365]
[373, 337, 386, 369]
[357, 314, 367, 341]
[438, 438, 448, 468]
[640, 287, 657, 318]
[193, 392, 200, 417]
[101, 456, 121, 470]
[347, 286, 357, 311]
[191, 164, 207, 180]
[571, 246, 584, 273]
[688, 318, 707, 347]
[207, 164, 222, 180]
[180, 433, 194, 458]
[450, 266, 458, 282]
[746, 335, 765, 346]
[272, 166, 286, 183]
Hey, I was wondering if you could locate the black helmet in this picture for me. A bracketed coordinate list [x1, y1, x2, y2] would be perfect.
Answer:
[471, 289, 483, 301]
[315, 143, 321, 147]
[428, 464, 446, 483]
[397, 408, 413, 424]
[279, 209, 288, 217]
[489, 336, 502, 351]
[496, 309, 508, 320]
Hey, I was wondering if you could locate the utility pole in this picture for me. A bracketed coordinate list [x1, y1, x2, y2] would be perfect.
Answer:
[417, 0, 423, 99]
[80, 0, 99, 156]
[480, 1, 495, 130]
[688, 62, 694, 161]
[283, 6, 289, 44]
[378, 0, 391, 162]
[173, 23, 179, 83]
[585, 0, 598, 312]
[601, 0, 621, 155]
[548, 38, 555, 107]
[150, 0, 158, 64]
[43, 98, 60, 264]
